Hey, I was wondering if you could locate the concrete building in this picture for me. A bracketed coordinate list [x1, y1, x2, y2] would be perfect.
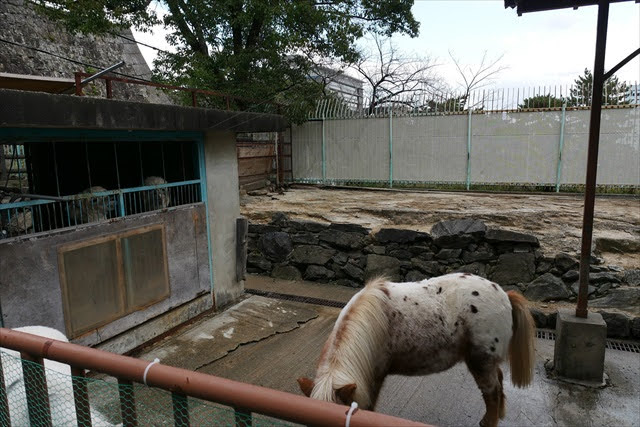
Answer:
[0, 89, 287, 354]
[626, 84, 639, 104]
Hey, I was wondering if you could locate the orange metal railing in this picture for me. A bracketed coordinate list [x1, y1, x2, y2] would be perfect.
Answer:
[73, 72, 280, 112]
[0, 328, 430, 427]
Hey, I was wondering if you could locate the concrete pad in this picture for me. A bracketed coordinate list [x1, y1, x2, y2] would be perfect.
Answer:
[375, 338, 640, 426]
[553, 309, 607, 384]
[200, 305, 341, 394]
[137, 296, 318, 371]
[131, 291, 639, 427]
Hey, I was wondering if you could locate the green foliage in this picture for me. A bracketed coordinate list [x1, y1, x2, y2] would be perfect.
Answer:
[34, 0, 157, 34]
[518, 94, 565, 109]
[424, 94, 467, 113]
[35, 0, 419, 123]
[568, 68, 629, 107]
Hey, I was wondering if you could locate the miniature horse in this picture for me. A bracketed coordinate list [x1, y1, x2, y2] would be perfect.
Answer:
[298, 273, 536, 427]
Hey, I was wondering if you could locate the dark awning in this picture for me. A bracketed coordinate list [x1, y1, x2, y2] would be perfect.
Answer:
[504, 0, 635, 15]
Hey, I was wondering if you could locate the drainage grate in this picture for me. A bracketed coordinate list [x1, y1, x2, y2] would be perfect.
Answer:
[245, 288, 347, 308]
[536, 329, 556, 340]
[536, 329, 640, 353]
[248, 290, 640, 354]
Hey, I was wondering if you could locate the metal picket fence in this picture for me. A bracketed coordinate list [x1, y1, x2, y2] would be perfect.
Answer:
[291, 82, 640, 192]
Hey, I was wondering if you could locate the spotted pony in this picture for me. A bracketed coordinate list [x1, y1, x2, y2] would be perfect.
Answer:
[298, 273, 536, 427]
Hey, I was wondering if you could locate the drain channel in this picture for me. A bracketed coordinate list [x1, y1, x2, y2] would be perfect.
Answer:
[245, 288, 347, 308]
[247, 288, 640, 354]
[537, 329, 640, 353]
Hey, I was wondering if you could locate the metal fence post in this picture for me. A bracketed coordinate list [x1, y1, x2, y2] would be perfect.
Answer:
[172, 392, 190, 427]
[71, 367, 92, 427]
[555, 100, 567, 192]
[321, 114, 326, 184]
[466, 107, 473, 190]
[118, 378, 137, 427]
[0, 355, 10, 426]
[389, 107, 393, 188]
[21, 352, 52, 427]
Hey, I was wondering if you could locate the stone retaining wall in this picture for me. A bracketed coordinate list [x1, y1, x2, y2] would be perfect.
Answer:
[247, 213, 640, 339]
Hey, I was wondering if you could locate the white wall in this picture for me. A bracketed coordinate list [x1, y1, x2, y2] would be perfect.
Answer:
[204, 130, 244, 308]
[291, 108, 640, 187]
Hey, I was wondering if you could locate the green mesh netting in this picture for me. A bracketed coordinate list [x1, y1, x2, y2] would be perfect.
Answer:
[0, 351, 297, 426]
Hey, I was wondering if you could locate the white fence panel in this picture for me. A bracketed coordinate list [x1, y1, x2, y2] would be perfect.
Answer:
[471, 111, 560, 184]
[393, 115, 467, 183]
[290, 107, 640, 189]
[325, 118, 389, 182]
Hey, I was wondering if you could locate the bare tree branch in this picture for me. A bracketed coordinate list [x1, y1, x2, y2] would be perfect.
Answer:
[350, 35, 441, 114]
[448, 50, 507, 108]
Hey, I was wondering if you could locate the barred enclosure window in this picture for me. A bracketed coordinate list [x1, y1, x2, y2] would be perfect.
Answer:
[58, 225, 170, 338]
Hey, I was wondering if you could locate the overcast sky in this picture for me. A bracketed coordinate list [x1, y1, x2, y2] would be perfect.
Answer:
[133, 1, 640, 92]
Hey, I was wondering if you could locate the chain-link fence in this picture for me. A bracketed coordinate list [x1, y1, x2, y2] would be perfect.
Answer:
[1, 351, 296, 426]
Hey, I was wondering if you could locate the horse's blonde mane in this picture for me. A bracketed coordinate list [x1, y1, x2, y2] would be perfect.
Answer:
[311, 277, 390, 408]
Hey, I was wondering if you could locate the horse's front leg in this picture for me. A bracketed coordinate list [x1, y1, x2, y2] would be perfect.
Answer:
[466, 357, 502, 427]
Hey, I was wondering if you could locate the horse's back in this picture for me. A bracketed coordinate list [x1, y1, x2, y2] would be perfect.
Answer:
[385, 273, 513, 374]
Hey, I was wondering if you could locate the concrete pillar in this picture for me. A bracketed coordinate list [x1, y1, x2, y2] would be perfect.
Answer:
[203, 130, 244, 308]
[553, 308, 607, 385]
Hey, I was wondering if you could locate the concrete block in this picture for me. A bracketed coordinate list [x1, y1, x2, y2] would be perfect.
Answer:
[553, 308, 607, 384]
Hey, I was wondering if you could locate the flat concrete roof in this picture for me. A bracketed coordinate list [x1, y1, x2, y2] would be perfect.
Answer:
[0, 88, 288, 133]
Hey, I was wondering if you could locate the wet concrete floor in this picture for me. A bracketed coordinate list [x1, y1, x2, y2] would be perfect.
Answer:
[135, 276, 640, 426]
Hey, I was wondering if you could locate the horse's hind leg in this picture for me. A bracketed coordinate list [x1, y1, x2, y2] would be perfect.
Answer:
[497, 367, 506, 419]
[466, 355, 502, 427]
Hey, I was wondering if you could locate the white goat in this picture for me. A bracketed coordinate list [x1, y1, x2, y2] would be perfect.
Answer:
[142, 176, 171, 212]
[68, 186, 115, 225]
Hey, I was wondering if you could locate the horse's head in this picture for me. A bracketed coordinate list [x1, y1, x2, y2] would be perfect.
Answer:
[297, 377, 358, 406]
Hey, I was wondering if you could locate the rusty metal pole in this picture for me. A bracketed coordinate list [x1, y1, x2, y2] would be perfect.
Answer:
[71, 367, 92, 427]
[74, 72, 84, 96]
[576, 0, 609, 318]
[20, 352, 53, 427]
[106, 78, 113, 99]
[0, 328, 429, 427]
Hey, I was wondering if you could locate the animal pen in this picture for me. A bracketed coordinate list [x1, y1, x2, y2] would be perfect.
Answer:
[288, 83, 639, 192]
[0, 126, 213, 342]
[1, 131, 203, 240]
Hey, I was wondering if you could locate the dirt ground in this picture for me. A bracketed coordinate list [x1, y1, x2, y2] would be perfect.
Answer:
[241, 185, 640, 269]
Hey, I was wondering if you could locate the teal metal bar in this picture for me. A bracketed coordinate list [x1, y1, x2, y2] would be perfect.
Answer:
[389, 107, 393, 188]
[0, 128, 203, 143]
[197, 139, 215, 294]
[118, 192, 126, 217]
[466, 107, 473, 190]
[321, 115, 326, 184]
[555, 101, 567, 192]
[0, 180, 201, 210]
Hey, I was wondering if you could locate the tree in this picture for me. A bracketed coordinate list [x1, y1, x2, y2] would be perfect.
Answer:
[568, 68, 629, 107]
[350, 35, 440, 114]
[35, 0, 420, 122]
[449, 50, 506, 110]
[518, 94, 565, 109]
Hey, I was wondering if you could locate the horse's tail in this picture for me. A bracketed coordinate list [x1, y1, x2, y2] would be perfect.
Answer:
[507, 290, 536, 388]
